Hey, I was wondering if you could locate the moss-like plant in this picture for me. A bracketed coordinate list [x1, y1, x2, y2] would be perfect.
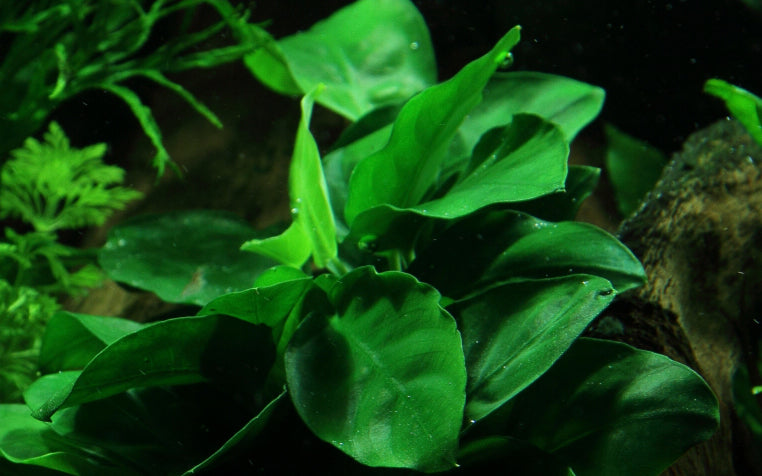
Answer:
[0, 122, 141, 402]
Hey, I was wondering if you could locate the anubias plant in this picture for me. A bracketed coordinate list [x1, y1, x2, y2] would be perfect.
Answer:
[0, 1, 719, 475]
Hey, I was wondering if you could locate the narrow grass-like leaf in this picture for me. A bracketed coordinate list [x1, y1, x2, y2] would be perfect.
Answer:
[451, 276, 615, 423]
[345, 27, 521, 223]
[285, 267, 465, 472]
[497, 338, 720, 476]
[31, 315, 274, 422]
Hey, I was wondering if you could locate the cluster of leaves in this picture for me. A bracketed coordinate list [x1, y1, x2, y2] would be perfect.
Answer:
[0, 0, 270, 175]
[0, 122, 141, 402]
[0, 0, 719, 474]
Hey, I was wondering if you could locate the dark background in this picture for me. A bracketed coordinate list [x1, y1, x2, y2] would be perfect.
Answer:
[253, 0, 762, 152]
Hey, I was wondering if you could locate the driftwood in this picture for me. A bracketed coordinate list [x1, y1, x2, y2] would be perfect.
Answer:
[589, 119, 762, 475]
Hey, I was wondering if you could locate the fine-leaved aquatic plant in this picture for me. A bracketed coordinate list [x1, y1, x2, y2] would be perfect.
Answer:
[0, 0, 269, 175]
[0, 122, 141, 403]
[0, 1, 720, 474]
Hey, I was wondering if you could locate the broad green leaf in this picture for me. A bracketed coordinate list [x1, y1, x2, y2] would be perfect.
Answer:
[242, 87, 337, 268]
[512, 165, 600, 222]
[604, 124, 667, 217]
[253, 265, 310, 287]
[498, 338, 719, 476]
[0, 403, 126, 475]
[457, 436, 575, 476]
[240, 220, 311, 268]
[100, 210, 278, 306]
[409, 210, 645, 298]
[704, 78, 762, 146]
[481, 220, 646, 293]
[183, 390, 288, 475]
[39, 311, 144, 373]
[344, 113, 568, 249]
[246, 0, 436, 120]
[198, 277, 313, 327]
[285, 267, 465, 472]
[451, 275, 615, 423]
[31, 315, 274, 421]
[345, 27, 522, 224]
[460, 71, 605, 149]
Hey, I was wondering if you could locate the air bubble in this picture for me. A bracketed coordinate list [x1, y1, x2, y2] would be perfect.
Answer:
[498, 52, 514, 69]
[409, 41, 419, 50]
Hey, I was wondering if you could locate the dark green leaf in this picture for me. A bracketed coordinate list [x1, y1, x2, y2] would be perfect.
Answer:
[409, 210, 645, 299]
[513, 165, 600, 222]
[452, 276, 615, 423]
[345, 27, 521, 223]
[0, 403, 127, 475]
[31, 315, 274, 421]
[604, 124, 667, 217]
[39, 311, 144, 373]
[285, 267, 465, 472]
[498, 338, 719, 476]
[246, 0, 436, 120]
[99, 210, 278, 306]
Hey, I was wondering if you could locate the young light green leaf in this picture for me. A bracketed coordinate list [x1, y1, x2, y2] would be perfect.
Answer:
[241, 86, 337, 268]
[451, 275, 615, 423]
[285, 267, 465, 472]
[246, 0, 436, 120]
[31, 315, 274, 422]
[498, 338, 720, 476]
[604, 124, 667, 217]
[345, 27, 522, 224]
[100, 210, 278, 306]
[704, 78, 762, 146]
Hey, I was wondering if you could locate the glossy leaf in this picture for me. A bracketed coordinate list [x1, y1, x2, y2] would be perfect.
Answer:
[704, 78, 762, 146]
[246, 0, 436, 120]
[499, 338, 720, 476]
[199, 277, 313, 327]
[481, 219, 646, 293]
[345, 27, 521, 223]
[513, 165, 600, 222]
[460, 71, 605, 150]
[31, 315, 274, 421]
[100, 210, 278, 305]
[0, 403, 124, 475]
[409, 210, 645, 299]
[285, 267, 465, 472]
[604, 124, 667, 217]
[39, 311, 144, 373]
[452, 275, 615, 423]
[242, 87, 337, 268]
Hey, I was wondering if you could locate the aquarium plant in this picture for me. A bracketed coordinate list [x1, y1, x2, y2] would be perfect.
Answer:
[0, 0, 269, 175]
[0, 122, 141, 402]
[0, 1, 719, 474]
